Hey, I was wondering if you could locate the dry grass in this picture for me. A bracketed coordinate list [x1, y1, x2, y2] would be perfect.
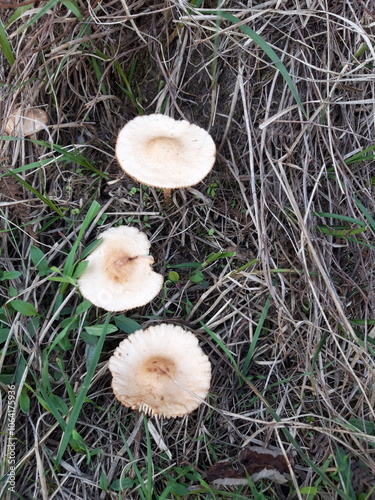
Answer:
[0, 1, 374, 499]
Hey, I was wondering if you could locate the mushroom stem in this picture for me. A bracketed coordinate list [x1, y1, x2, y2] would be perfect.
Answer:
[163, 188, 172, 203]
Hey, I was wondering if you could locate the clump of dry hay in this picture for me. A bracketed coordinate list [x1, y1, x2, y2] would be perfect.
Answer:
[0, 1, 374, 498]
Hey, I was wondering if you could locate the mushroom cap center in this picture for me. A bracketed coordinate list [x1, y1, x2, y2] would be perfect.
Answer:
[105, 249, 134, 282]
[145, 136, 182, 164]
[139, 355, 177, 381]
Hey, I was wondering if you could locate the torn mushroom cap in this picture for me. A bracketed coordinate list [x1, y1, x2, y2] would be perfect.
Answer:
[77, 226, 163, 312]
[5, 106, 48, 137]
[115, 114, 216, 190]
[108, 323, 211, 418]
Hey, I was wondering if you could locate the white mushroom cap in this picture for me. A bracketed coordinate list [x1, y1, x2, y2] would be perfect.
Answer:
[5, 106, 48, 137]
[108, 324, 211, 418]
[115, 114, 216, 189]
[77, 226, 163, 312]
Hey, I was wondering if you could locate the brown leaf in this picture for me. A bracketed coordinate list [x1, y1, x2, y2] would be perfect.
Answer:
[207, 446, 291, 486]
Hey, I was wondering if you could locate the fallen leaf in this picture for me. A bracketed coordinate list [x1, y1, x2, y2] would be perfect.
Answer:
[207, 445, 291, 486]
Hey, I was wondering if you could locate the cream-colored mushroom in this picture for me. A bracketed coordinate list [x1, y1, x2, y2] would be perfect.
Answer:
[5, 107, 48, 137]
[108, 324, 211, 418]
[115, 114, 216, 201]
[77, 226, 163, 312]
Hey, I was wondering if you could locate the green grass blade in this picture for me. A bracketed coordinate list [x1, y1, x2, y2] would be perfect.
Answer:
[343, 237, 375, 250]
[6, 5, 33, 26]
[0, 156, 56, 175]
[230, 259, 260, 276]
[334, 446, 356, 498]
[317, 225, 366, 236]
[22, 0, 60, 31]
[242, 296, 272, 377]
[355, 198, 375, 232]
[0, 19, 15, 66]
[345, 144, 375, 164]
[4, 169, 65, 217]
[201, 322, 239, 371]
[114, 60, 143, 114]
[34, 140, 109, 179]
[55, 312, 111, 465]
[56, 358, 76, 407]
[314, 212, 367, 227]
[60, 0, 83, 21]
[204, 250, 236, 266]
[311, 331, 330, 372]
[167, 262, 202, 269]
[206, 10, 306, 116]
[22, 0, 82, 31]
[347, 153, 375, 163]
[143, 415, 154, 500]
[27, 379, 67, 430]
[190, 0, 205, 7]
[63, 200, 101, 277]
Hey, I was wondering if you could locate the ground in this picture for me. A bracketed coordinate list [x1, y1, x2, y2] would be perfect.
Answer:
[0, 1, 374, 499]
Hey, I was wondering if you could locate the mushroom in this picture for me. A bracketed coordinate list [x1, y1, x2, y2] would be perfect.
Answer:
[77, 226, 163, 312]
[5, 106, 48, 137]
[115, 114, 216, 201]
[108, 323, 211, 418]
